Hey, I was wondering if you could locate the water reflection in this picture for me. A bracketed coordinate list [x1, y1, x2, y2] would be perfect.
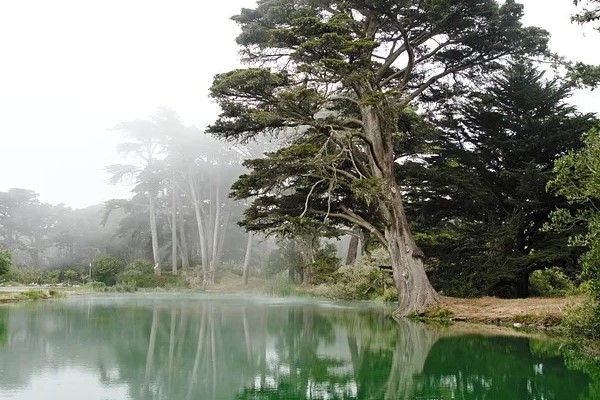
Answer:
[0, 295, 595, 400]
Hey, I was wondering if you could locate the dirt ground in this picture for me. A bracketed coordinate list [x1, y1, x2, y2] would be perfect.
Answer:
[440, 295, 585, 325]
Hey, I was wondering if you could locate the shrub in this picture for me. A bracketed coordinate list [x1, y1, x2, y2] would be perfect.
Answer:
[63, 270, 81, 285]
[305, 244, 341, 285]
[125, 259, 154, 274]
[317, 248, 396, 301]
[561, 299, 600, 340]
[118, 271, 188, 289]
[529, 267, 575, 297]
[18, 290, 48, 300]
[92, 256, 125, 286]
[0, 249, 11, 278]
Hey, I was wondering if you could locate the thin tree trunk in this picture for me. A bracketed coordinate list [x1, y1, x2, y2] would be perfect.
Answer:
[178, 215, 190, 269]
[209, 176, 221, 284]
[189, 179, 209, 279]
[215, 207, 230, 267]
[171, 184, 178, 275]
[148, 192, 161, 276]
[242, 232, 253, 285]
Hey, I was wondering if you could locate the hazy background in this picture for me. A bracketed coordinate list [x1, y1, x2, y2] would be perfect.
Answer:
[0, 0, 598, 209]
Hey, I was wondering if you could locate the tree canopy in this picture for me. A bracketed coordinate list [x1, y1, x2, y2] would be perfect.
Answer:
[400, 63, 597, 297]
[209, 0, 550, 315]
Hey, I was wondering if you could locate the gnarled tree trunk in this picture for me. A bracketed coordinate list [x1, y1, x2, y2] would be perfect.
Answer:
[361, 102, 439, 316]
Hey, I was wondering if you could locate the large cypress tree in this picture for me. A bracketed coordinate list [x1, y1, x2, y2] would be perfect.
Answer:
[208, 0, 548, 315]
[402, 63, 597, 297]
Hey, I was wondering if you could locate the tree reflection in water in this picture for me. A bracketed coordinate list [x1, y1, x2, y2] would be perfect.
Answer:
[0, 296, 596, 400]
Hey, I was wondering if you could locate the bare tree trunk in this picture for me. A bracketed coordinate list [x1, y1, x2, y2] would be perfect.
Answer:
[189, 179, 209, 280]
[148, 192, 161, 276]
[242, 231, 253, 285]
[171, 184, 178, 275]
[209, 177, 221, 284]
[345, 228, 360, 266]
[215, 207, 231, 267]
[178, 215, 190, 269]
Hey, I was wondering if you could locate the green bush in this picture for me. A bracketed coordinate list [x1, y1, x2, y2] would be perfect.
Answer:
[561, 299, 600, 340]
[125, 259, 154, 274]
[306, 244, 341, 285]
[118, 271, 188, 289]
[529, 267, 575, 297]
[63, 269, 81, 285]
[316, 248, 396, 301]
[0, 249, 11, 277]
[92, 256, 125, 286]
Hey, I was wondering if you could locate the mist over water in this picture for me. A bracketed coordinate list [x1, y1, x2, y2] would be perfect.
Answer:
[0, 294, 595, 400]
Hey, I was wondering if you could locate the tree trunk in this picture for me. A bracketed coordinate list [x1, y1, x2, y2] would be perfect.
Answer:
[242, 231, 253, 285]
[345, 228, 360, 266]
[386, 186, 439, 317]
[171, 184, 178, 275]
[178, 216, 190, 270]
[516, 271, 530, 298]
[360, 102, 439, 316]
[148, 192, 161, 276]
[209, 177, 221, 284]
[189, 179, 209, 280]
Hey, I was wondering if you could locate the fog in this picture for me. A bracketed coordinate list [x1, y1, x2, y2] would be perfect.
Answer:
[0, 0, 599, 273]
[0, 0, 598, 209]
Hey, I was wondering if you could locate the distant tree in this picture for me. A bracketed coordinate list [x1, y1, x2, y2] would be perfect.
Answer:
[92, 255, 126, 286]
[402, 63, 597, 297]
[108, 110, 172, 275]
[209, 0, 549, 314]
[0, 249, 11, 277]
[0, 189, 63, 267]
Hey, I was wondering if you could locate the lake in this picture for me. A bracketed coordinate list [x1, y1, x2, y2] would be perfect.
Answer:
[0, 293, 596, 399]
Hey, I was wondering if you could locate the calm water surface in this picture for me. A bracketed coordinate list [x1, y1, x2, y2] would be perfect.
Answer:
[0, 294, 596, 399]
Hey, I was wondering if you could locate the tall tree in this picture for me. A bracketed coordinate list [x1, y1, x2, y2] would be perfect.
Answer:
[547, 124, 600, 329]
[402, 63, 596, 297]
[108, 114, 168, 275]
[209, 0, 548, 314]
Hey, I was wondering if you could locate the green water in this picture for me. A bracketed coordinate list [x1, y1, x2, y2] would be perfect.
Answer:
[0, 294, 597, 399]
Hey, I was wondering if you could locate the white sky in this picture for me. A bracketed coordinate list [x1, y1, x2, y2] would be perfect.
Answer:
[0, 0, 598, 209]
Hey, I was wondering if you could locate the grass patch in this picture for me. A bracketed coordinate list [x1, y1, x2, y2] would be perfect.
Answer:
[15, 289, 64, 300]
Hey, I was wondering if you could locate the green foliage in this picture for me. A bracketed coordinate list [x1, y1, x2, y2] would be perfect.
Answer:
[321, 248, 396, 301]
[118, 270, 188, 289]
[561, 299, 600, 340]
[92, 256, 125, 286]
[208, 0, 551, 275]
[17, 290, 49, 300]
[547, 125, 600, 330]
[125, 259, 154, 274]
[63, 269, 81, 285]
[529, 267, 575, 297]
[304, 243, 341, 285]
[572, 0, 600, 30]
[0, 249, 11, 277]
[405, 63, 596, 297]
